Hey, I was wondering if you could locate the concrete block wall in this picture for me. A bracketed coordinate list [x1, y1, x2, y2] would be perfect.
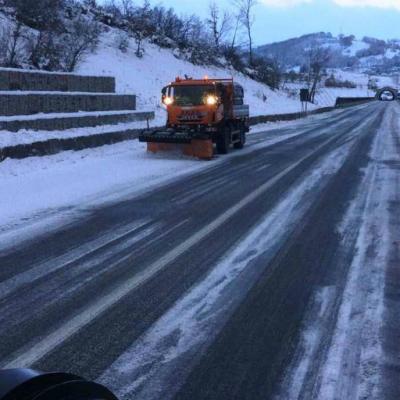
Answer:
[0, 68, 116, 93]
[0, 68, 155, 135]
[0, 93, 136, 116]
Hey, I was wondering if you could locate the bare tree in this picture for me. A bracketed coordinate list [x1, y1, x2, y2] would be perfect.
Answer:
[122, 0, 153, 57]
[235, 0, 257, 65]
[207, 2, 231, 50]
[120, 0, 134, 18]
[62, 15, 101, 72]
[229, 13, 241, 51]
[1, 21, 26, 67]
[6, 0, 64, 31]
[26, 30, 62, 70]
[0, 26, 9, 65]
[306, 45, 331, 102]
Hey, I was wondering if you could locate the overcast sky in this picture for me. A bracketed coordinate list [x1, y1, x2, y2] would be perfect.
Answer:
[138, 0, 400, 45]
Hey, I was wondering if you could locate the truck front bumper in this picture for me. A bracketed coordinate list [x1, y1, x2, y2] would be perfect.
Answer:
[139, 129, 211, 144]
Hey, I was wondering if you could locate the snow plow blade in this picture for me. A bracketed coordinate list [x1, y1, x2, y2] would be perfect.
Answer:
[139, 130, 213, 160]
[139, 129, 191, 144]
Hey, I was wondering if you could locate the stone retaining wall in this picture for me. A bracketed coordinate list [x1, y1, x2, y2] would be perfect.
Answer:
[0, 93, 136, 116]
[0, 68, 115, 93]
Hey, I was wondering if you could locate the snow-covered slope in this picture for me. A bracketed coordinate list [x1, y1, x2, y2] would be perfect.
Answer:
[256, 32, 400, 74]
[77, 29, 311, 126]
[0, 8, 311, 125]
[282, 70, 397, 108]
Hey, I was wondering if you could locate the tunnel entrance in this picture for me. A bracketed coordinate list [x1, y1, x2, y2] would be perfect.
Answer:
[376, 87, 398, 101]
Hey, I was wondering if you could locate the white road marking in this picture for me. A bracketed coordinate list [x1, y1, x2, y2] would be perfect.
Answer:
[255, 164, 271, 172]
[1, 130, 358, 369]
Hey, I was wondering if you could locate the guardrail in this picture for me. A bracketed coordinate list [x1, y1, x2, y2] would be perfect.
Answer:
[335, 97, 375, 107]
[249, 106, 334, 126]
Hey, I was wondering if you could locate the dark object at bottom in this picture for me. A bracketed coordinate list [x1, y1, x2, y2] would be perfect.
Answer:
[0, 369, 118, 400]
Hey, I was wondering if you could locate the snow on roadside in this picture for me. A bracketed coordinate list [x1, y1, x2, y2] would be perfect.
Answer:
[315, 104, 399, 400]
[0, 140, 210, 249]
[0, 129, 286, 244]
[0, 120, 150, 148]
[273, 104, 399, 400]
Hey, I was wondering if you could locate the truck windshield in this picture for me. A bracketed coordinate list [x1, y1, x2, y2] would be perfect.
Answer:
[172, 85, 215, 106]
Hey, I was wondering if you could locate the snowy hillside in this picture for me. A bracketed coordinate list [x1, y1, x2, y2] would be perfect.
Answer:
[257, 32, 400, 74]
[282, 69, 397, 108]
[0, 6, 319, 125]
[77, 29, 310, 126]
[0, 6, 388, 130]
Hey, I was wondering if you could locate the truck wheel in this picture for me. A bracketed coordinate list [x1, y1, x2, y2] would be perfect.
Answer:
[216, 128, 230, 154]
[234, 130, 246, 149]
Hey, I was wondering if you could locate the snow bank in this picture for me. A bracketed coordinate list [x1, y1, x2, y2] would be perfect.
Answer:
[0, 120, 148, 148]
[0, 140, 212, 248]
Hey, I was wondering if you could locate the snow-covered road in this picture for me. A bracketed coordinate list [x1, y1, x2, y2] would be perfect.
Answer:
[278, 101, 400, 400]
[0, 101, 398, 400]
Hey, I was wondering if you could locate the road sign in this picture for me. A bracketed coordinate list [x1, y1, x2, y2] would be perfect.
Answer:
[300, 89, 309, 102]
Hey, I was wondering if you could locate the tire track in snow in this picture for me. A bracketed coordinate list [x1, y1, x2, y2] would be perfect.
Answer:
[172, 106, 384, 400]
[314, 104, 395, 400]
[0, 220, 151, 301]
[278, 102, 399, 400]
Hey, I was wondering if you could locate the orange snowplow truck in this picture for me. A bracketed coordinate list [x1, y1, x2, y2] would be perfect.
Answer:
[139, 77, 250, 160]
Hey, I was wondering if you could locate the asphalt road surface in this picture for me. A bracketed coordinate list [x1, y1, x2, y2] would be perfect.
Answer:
[0, 101, 399, 400]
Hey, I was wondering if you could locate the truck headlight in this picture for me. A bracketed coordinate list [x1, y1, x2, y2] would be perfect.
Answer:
[163, 96, 173, 106]
[205, 95, 218, 106]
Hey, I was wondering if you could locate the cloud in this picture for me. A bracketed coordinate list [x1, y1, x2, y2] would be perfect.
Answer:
[333, 0, 400, 10]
